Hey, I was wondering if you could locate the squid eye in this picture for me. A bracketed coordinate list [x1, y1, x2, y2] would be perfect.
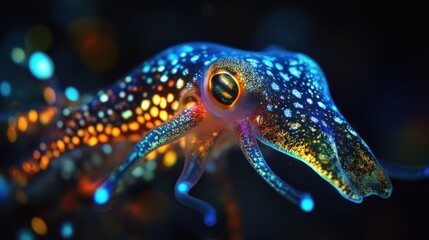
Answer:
[209, 72, 239, 106]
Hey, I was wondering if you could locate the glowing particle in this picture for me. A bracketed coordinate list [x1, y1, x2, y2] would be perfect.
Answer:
[167, 93, 174, 103]
[141, 99, 150, 110]
[293, 102, 303, 109]
[143, 64, 150, 73]
[128, 122, 139, 131]
[263, 59, 273, 67]
[160, 75, 168, 82]
[65, 86, 79, 102]
[306, 98, 313, 104]
[28, 52, 54, 80]
[150, 106, 159, 118]
[28, 110, 38, 122]
[280, 72, 289, 81]
[88, 137, 98, 146]
[292, 89, 302, 98]
[121, 110, 133, 119]
[317, 101, 326, 109]
[266, 105, 273, 111]
[152, 94, 161, 105]
[18, 116, 28, 132]
[31, 217, 48, 235]
[284, 109, 292, 118]
[275, 62, 284, 70]
[177, 182, 189, 193]
[111, 127, 121, 137]
[176, 78, 185, 89]
[60, 221, 73, 238]
[11, 47, 26, 64]
[289, 67, 300, 78]
[0, 176, 10, 200]
[43, 87, 56, 104]
[94, 187, 109, 205]
[125, 76, 132, 82]
[7, 127, 17, 143]
[190, 55, 200, 62]
[204, 212, 217, 226]
[300, 194, 314, 212]
[17, 229, 34, 240]
[271, 82, 279, 91]
[163, 150, 177, 167]
[102, 144, 112, 154]
[0, 81, 11, 97]
[99, 94, 109, 103]
[132, 166, 144, 177]
[159, 110, 168, 121]
[334, 117, 343, 124]
[310, 116, 319, 123]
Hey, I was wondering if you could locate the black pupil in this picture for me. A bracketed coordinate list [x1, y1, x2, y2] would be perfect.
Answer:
[210, 73, 239, 105]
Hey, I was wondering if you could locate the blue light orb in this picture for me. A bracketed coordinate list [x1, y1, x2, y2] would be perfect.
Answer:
[0, 176, 10, 200]
[61, 221, 73, 238]
[204, 212, 217, 226]
[94, 186, 110, 205]
[300, 194, 314, 212]
[28, 51, 54, 80]
[177, 182, 189, 193]
[64, 86, 80, 102]
[17, 229, 34, 240]
[0, 81, 11, 97]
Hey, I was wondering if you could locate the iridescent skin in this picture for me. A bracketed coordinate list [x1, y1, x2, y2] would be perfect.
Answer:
[8, 43, 393, 226]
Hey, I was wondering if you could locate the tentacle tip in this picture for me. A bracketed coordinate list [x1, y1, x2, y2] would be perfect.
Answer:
[94, 186, 110, 205]
[204, 212, 217, 227]
[176, 182, 190, 194]
[300, 194, 314, 212]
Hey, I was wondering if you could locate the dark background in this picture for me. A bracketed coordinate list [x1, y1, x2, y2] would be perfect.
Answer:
[1, 0, 429, 239]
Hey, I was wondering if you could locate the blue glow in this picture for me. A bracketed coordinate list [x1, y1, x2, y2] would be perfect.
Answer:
[17, 229, 34, 240]
[0, 176, 9, 200]
[177, 182, 189, 193]
[61, 221, 73, 238]
[0, 81, 11, 97]
[65, 86, 79, 102]
[28, 52, 54, 80]
[424, 167, 429, 176]
[300, 194, 314, 212]
[94, 187, 110, 205]
[204, 212, 217, 226]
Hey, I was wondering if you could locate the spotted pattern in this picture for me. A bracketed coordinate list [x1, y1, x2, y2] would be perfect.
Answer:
[7, 42, 392, 225]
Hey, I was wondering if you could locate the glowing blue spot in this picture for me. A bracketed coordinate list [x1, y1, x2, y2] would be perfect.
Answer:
[424, 167, 429, 176]
[180, 45, 193, 53]
[61, 221, 73, 238]
[157, 65, 165, 72]
[17, 229, 34, 240]
[271, 82, 279, 91]
[102, 144, 112, 154]
[177, 182, 189, 193]
[94, 187, 110, 205]
[99, 93, 109, 103]
[190, 55, 200, 62]
[310, 116, 319, 123]
[204, 212, 217, 226]
[284, 108, 292, 118]
[160, 75, 168, 82]
[28, 52, 54, 80]
[143, 64, 150, 73]
[182, 68, 189, 76]
[65, 86, 79, 102]
[266, 105, 273, 111]
[275, 62, 284, 71]
[334, 117, 343, 124]
[0, 176, 10, 200]
[300, 194, 314, 212]
[280, 72, 289, 81]
[292, 89, 302, 98]
[288, 67, 301, 78]
[293, 102, 303, 109]
[0, 81, 11, 97]
[317, 101, 326, 109]
[306, 98, 313, 104]
[263, 59, 273, 67]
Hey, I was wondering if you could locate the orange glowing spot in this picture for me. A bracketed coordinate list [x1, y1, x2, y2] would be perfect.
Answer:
[144, 113, 151, 121]
[145, 122, 154, 129]
[28, 109, 38, 122]
[150, 106, 159, 118]
[52, 150, 60, 158]
[17, 116, 28, 132]
[72, 136, 80, 145]
[57, 140, 65, 151]
[23, 162, 31, 173]
[157, 85, 163, 91]
[146, 151, 157, 160]
[68, 143, 75, 150]
[135, 107, 143, 115]
[33, 150, 41, 159]
[98, 134, 108, 143]
[137, 116, 145, 124]
[105, 125, 112, 135]
[88, 136, 98, 146]
[129, 121, 139, 131]
[128, 134, 140, 141]
[163, 150, 177, 167]
[157, 145, 169, 154]
[168, 80, 175, 87]
[141, 99, 150, 110]
[77, 176, 98, 196]
[167, 93, 174, 103]
[7, 127, 17, 143]
[31, 217, 48, 235]
[88, 125, 95, 134]
[43, 87, 56, 105]
[39, 112, 50, 125]
[63, 136, 70, 143]
[40, 156, 50, 169]
[96, 123, 104, 132]
[77, 129, 84, 137]
[172, 101, 179, 110]
[152, 94, 161, 105]
[154, 120, 162, 126]
[121, 123, 128, 132]
[160, 97, 167, 109]
[159, 110, 168, 121]
[112, 127, 121, 137]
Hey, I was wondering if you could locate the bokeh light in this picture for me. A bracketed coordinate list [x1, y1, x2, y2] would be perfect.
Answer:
[0, 176, 10, 200]
[60, 221, 73, 238]
[94, 187, 109, 205]
[28, 52, 55, 80]
[64, 86, 80, 101]
[31, 216, 48, 235]
[0, 81, 12, 97]
[17, 229, 34, 240]
[11, 47, 26, 64]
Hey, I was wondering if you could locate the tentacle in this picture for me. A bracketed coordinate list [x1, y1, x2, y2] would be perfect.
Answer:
[380, 160, 429, 181]
[236, 120, 314, 212]
[94, 103, 206, 204]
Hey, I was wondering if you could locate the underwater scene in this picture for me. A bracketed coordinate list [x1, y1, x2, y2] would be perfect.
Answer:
[1, 1, 428, 239]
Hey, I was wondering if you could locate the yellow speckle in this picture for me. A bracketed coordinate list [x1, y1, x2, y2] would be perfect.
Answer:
[144, 113, 151, 121]
[160, 97, 167, 109]
[57, 140, 65, 152]
[121, 123, 128, 132]
[105, 125, 112, 135]
[77, 129, 84, 137]
[157, 145, 169, 154]
[7, 127, 17, 143]
[152, 94, 161, 105]
[112, 127, 121, 137]
[159, 110, 168, 121]
[88, 125, 95, 134]
[171, 101, 179, 111]
[129, 121, 139, 131]
[154, 120, 162, 126]
[137, 116, 145, 124]
[18, 116, 28, 132]
[28, 109, 38, 122]
[141, 99, 150, 110]
[88, 137, 98, 146]
[176, 78, 184, 89]
[167, 93, 174, 103]
[98, 134, 108, 143]
[72, 136, 80, 145]
[31, 216, 48, 235]
[146, 151, 157, 161]
[163, 150, 177, 167]
[150, 106, 159, 118]
[145, 122, 154, 129]
[135, 107, 143, 115]
[43, 86, 56, 105]
[96, 123, 104, 132]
